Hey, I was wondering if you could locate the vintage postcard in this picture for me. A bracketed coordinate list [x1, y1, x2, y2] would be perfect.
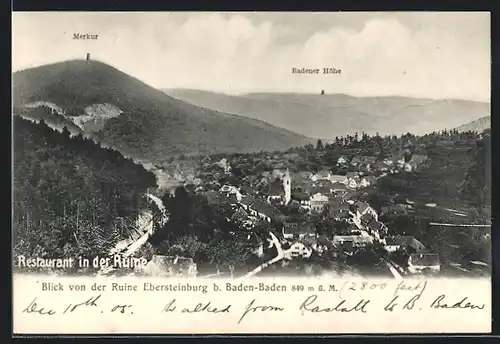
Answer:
[12, 12, 491, 335]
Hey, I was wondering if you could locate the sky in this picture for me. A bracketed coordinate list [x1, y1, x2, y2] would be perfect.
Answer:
[12, 12, 490, 102]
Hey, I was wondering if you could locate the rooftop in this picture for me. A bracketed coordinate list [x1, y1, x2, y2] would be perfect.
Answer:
[291, 191, 310, 201]
[410, 253, 440, 266]
[333, 235, 373, 244]
[355, 201, 372, 214]
[267, 179, 285, 196]
[330, 175, 348, 183]
[312, 171, 331, 180]
[386, 236, 426, 250]
[242, 195, 284, 220]
[283, 222, 316, 235]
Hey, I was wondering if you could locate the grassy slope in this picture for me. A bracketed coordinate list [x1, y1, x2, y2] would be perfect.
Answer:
[165, 89, 490, 139]
[13, 60, 313, 159]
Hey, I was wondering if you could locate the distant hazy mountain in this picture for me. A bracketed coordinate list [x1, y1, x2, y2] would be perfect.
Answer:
[12, 60, 313, 160]
[455, 116, 491, 133]
[165, 89, 490, 140]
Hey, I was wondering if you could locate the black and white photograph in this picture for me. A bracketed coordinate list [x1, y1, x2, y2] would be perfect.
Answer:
[11, 11, 492, 334]
[12, 11, 491, 279]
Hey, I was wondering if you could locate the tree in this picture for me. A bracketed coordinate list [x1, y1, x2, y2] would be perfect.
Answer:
[207, 231, 256, 278]
[316, 139, 324, 151]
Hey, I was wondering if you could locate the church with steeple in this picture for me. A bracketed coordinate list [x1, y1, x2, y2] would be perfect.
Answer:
[266, 168, 292, 205]
[283, 168, 291, 205]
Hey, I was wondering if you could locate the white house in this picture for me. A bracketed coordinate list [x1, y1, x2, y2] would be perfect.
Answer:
[337, 156, 348, 165]
[347, 177, 360, 189]
[219, 185, 242, 202]
[310, 192, 330, 212]
[286, 242, 313, 259]
[408, 253, 441, 274]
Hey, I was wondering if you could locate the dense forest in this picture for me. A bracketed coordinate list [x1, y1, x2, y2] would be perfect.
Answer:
[12, 117, 157, 269]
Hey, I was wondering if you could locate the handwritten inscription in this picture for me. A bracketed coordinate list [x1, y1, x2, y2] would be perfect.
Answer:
[300, 294, 370, 314]
[22, 298, 56, 316]
[63, 294, 101, 314]
[238, 299, 284, 324]
[430, 295, 485, 310]
[17, 278, 489, 333]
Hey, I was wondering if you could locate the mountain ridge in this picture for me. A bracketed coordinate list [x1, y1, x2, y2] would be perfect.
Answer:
[164, 88, 490, 140]
[13, 60, 314, 161]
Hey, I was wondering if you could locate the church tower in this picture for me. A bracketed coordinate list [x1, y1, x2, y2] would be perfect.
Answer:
[283, 168, 291, 205]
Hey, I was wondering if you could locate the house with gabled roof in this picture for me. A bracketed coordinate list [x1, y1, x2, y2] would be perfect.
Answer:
[352, 201, 378, 228]
[310, 192, 330, 212]
[282, 222, 316, 240]
[231, 206, 249, 223]
[360, 176, 377, 188]
[331, 182, 349, 192]
[365, 220, 388, 241]
[286, 238, 314, 259]
[350, 176, 362, 188]
[240, 195, 285, 223]
[360, 212, 376, 226]
[408, 252, 441, 274]
[266, 179, 285, 203]
[333, 235, 373, 251]
[384, 236, 426, 253]
[327, 199, 351, 220]
[354, 201, 378, 220]
[291, 191, 311, 209]
[329, 174, 349, 184]
[337, 156, 349, 165]
[311, 169, 332, 182]
[346, 171, 359, 179]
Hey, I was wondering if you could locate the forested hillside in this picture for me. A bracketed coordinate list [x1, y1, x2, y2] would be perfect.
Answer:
[12, 117, 157, 269]
[13, 60, 312, 160]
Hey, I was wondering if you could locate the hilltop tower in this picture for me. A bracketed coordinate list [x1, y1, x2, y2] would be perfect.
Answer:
[283, 168, 291, 205]
[86, 53, 90, 61]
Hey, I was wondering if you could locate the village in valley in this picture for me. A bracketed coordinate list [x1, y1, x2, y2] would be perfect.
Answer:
[133, 129, 491, 280]
[192, 148, 435, 278]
